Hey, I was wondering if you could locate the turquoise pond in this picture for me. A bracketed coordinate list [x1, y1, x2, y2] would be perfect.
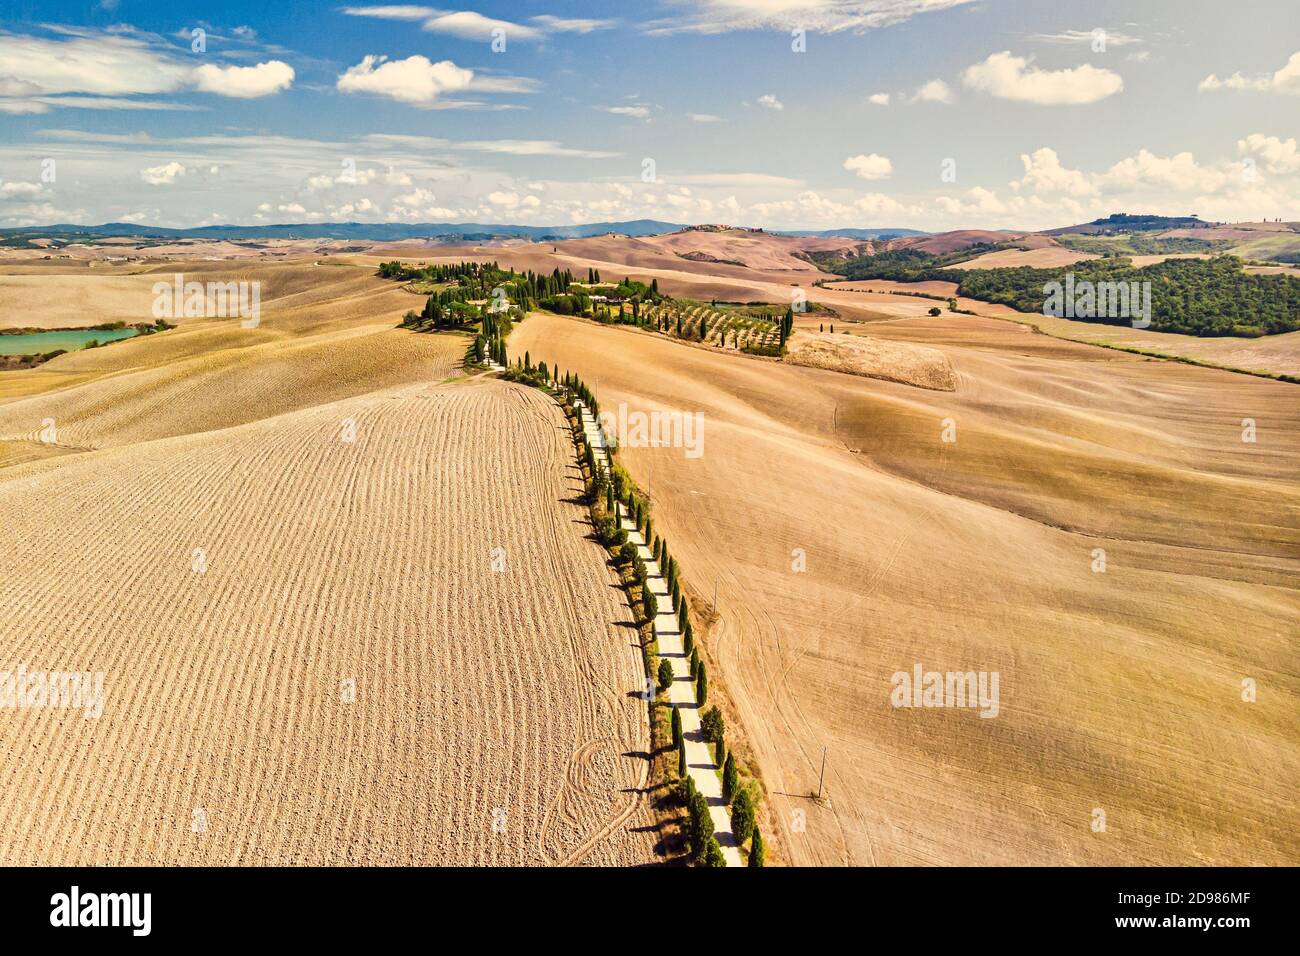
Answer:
[0, 328, 139, 356]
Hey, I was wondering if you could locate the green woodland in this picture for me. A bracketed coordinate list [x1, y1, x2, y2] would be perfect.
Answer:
[823, 249, 1300, 336]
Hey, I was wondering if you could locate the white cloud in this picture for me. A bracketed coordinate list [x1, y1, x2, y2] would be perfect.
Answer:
[192, 61, 295, 98]
[867, 92, 890, 106]
[912, 79, 953, 104]
[337, 55, 474, 106]
[689, 112, 722, 123]
[600, 105, 650, 118]
[422, 11, 542, 40]
[140, 161, 185, 185]
[530, 16, 615, 33]
[488, 190, 520, 207]
[757, 94, 784, 110]
[0, 32, 192, 97]
[0, 99, 51, 114]
[341, 7, 614, 38]
[935, 186, 1007, 217]
[394, 187, 435, 207]
[843, 153, 893, 181]
[1101, 149, 1225, 193]
[25, 96, 201, 112]
[1199, 51, 1300, 95]
[277, 202, 307, 214]
[963, 51, 1122, 104]
[644, 0, 977, 36]
[0, 31, 294, 108]
[0, 181, 43, 197]
[1238, 133, 1300, 174]
[1031, 29, 1143, 47]
[1013, 147, 1097, 197]
[457, 139, 619, 159]
[338, 5, 435, 19]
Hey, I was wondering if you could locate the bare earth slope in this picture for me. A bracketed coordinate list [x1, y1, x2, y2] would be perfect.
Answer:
[512, 311, 1299, 867]
[0, 379, 653, 865]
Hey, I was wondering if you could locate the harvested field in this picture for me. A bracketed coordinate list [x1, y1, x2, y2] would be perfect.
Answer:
[785, 330, 956, 390]
[512, 310, 1300, 867]
[948, 247, 1097, 270]
[0, 379, 653, 865]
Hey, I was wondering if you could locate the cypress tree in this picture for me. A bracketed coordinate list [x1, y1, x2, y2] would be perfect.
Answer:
[678, 739, 687, 777]
[705, 837, 726, 867]
[678, 602, 688, 633]
[749, 829, 765, 867]
[722, 753, 738, 803]
[643, 587, 658, 622]
[671, 705, 682, 749]
[697, 662, 708, 706]
[657, 656, 674, 693]
[731, 789, 756, 846]
[689, 647, 699, 678]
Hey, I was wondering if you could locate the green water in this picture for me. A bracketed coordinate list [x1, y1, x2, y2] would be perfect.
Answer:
[0, 328, 139, 356]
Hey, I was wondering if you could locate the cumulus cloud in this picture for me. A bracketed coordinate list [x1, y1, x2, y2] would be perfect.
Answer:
[757, 94, 784, 110]
[1101, 149, 1225, 193]
[1013, 147, 1097, 197]
[140, 161, 185, 185]
[935, 186, 1007, 217]
[0, 181, 43, 197]
[912, 79, 953, 104]
[192, 61, 295, 98]
[843, 153, 892, 181]
[963, 51, 1122, 104]
[1238, 133, 1300, 174]
[337, 55, 474, 106]
[867, 92, 890, 106]
[1199, 51, 1300, 95]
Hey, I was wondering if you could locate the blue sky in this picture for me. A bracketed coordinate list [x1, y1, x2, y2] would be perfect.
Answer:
[0, 0, 1297, 231]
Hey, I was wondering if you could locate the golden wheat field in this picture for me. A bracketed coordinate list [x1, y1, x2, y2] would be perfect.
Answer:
[511, 309, 1300, 868]
[0, 261, 654, 865]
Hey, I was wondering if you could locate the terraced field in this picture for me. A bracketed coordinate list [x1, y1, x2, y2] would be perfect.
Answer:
[0, 329, 652, 862]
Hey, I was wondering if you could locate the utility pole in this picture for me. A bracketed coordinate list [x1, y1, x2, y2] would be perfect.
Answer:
[817, 747, 828, 800]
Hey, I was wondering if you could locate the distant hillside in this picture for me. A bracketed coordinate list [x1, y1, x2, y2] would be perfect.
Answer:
[0, 219, 688, 243]
[1046, 213, 1214, 236]
[773, 227, 927, 240]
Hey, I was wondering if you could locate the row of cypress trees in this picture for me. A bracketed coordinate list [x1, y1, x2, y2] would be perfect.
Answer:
[520, 359, 765, 867]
